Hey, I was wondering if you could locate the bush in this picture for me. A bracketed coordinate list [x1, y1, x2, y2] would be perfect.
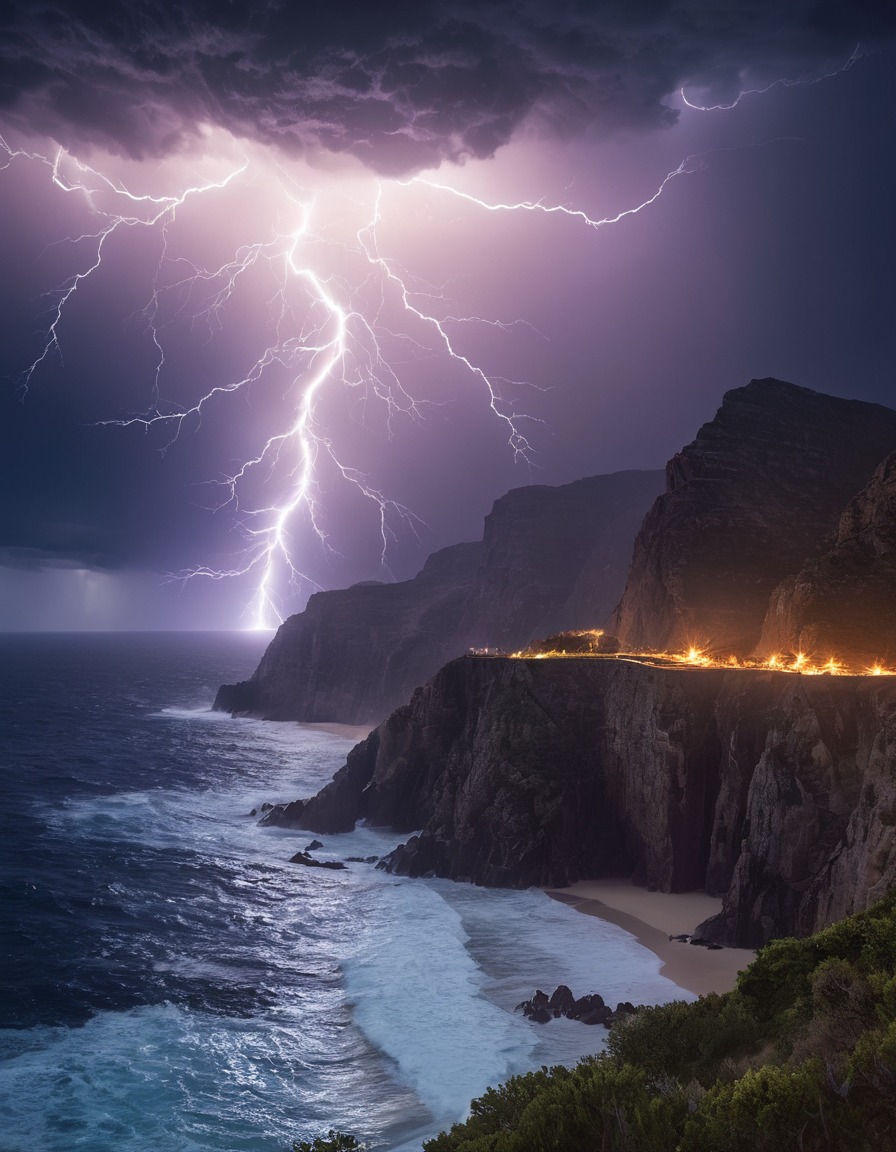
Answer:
[680, 1062, 839, 1152]
[607, 993, 760, 1084]
[422, 895, 896, 1152]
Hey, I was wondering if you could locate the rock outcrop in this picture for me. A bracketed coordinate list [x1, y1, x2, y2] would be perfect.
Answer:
[262, 654, 896, 948]
[215, 469, 663, 724]
[461, 470, 664, 649]
[516, 986, 637, 1027]
[610, 380, 896, 657]
[757, 451, 896, 666]
[214, 541, 483, 723]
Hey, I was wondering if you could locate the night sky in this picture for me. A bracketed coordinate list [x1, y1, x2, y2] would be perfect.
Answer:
[0, 1, 894, 629]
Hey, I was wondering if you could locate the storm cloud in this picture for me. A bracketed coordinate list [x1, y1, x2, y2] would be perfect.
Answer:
[1, 0, 893, 173]
[2, 1, 895, 628]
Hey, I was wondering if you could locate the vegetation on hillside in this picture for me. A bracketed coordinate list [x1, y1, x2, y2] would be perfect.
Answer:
[424, 894, 896, 1152]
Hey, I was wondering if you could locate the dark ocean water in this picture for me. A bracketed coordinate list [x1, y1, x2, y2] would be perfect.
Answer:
[0, 632, 686, 1152]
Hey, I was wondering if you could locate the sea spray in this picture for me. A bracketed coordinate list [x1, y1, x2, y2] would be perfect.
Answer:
[1, 633, 692, 1151]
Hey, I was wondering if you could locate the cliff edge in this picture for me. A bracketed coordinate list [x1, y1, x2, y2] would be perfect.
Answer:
[264, 655, 896, 948]
[610, 380, 896, 656]
[215, 469, 662, 723]
[758, 450, 896, 665]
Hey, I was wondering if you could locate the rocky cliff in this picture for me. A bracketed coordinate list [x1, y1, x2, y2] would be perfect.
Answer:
[214, 541, 483, 723]
[215, 469, 662, 723]
[461, 470, 663, 648]
[758, 451, 896, 666]
[262, 655, 896, 948]
[610, 380, 896, 656]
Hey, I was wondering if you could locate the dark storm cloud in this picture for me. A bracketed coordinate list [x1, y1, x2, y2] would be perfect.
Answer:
[0, 0, 893, 174]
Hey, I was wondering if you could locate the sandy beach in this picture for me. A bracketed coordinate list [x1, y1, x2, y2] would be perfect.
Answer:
[544, 879, 755, 997]
[299, 721, 375, 742]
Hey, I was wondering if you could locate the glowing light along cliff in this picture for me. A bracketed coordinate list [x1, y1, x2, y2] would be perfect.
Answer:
[509, 633, 896, 678]
[263, 651, 896, 949]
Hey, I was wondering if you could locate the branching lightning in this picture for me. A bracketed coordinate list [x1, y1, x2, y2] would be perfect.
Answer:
[1, 134, 247, 395]
[3, 128, 713, 629]
[407, 153, 704, 228]
[679, 45, 862, 111]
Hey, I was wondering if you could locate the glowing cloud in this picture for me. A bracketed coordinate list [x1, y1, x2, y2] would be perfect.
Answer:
[2, 127, 711, 626]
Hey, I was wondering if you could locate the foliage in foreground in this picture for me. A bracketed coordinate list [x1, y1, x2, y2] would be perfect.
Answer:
[424, 893, 896, 1152]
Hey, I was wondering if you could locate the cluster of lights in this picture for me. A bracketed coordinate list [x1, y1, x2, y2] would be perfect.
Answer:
[1, 41, 869, 631]
[504, 641, 894, 678]
[673, 647, 894, 677]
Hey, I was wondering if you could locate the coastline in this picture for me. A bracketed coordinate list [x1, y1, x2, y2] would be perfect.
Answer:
[298, 721, 375, 742]
[544, 880, 755, 998]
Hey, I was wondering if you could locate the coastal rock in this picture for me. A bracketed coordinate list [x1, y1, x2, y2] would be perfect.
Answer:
[548, 984, 575, 1016]
[610, 380, 896, 657]
[262, 728, 384, 834]
[516, 989, 552, 1023]
[282, 654, 896, 947]
[214, 470, 663, 724]
[568, 993, 607, 1023]
[259, 799, 306, 829]
[757, 451, 896, 665]
[289, 852, 346, 870]
[363, 656, 731, 891]
[696, 675, 896, 947]
[214, 541, 482, 725]
[518, 987, 620, 1026]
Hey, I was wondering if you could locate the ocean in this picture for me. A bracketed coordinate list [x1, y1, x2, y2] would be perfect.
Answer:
[0, 632, 689, 1152]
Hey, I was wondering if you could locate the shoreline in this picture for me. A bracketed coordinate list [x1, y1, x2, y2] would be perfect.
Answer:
[544, 880, 755, 998]
[298, 720, 375, 742]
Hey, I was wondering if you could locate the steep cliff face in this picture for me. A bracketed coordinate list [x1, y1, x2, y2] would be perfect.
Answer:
[610, 380, 896, 656]
[262, 655, 896, 947]
[215, 469, 662, 723]
[462, 470, 665, 648]
[214, 542, 482, 724]
[757, 452, 896, 666]
[698, 675, 896, 947]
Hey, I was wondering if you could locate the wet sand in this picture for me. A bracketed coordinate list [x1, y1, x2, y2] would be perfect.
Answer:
[544, 879, 755, 997]
[299, 721, 375, 742]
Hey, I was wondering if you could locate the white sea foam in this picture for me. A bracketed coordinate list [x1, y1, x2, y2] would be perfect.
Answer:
[154, 705, 235, 720]
[322, 826, 691, 1131]
[0, 1002, 423, 1152]
[440, 881, 692, 1070]
[342, 873, 538, 1125]
[29, 709, 694, 1151]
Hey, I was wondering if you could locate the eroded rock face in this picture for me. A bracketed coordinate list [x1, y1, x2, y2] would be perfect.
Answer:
[610, 380, 896, 657]
[265, 655, 896, 947]
[757, 452, 896, 666]
[462, 470, 665, 649]
[215, 469, 663, 724]
[214, 542, 482, 725]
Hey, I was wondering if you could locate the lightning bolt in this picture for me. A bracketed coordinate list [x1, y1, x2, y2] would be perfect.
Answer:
[5, 135, 547, 626]
[0, 132, 733, 629]
[406, 153, 703, 228]
[1, 134, 247, 395]
[680, 45, 862, 111]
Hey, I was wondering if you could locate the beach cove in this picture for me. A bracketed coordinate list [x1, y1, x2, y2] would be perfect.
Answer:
[1, 632, 705, 1152]
[546, 880, 755, 997]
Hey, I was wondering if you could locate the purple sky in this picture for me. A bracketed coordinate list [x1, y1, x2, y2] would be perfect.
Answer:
[0, 1, 894, 629]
